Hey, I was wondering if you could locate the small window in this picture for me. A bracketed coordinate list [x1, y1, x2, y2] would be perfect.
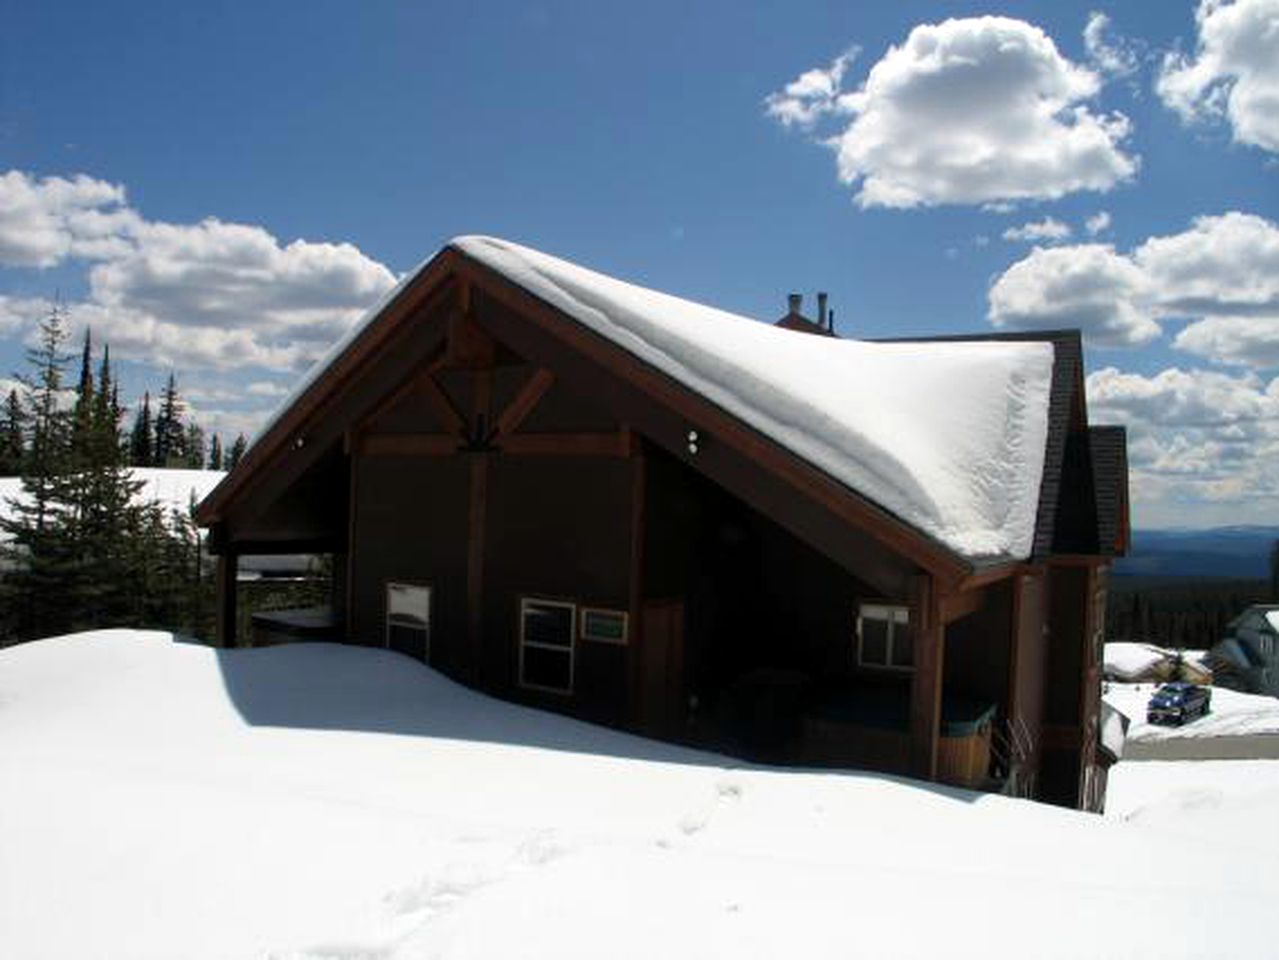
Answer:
[581, 607, 628, 645]
[856, 603, 911, 671]
[520, 598, 576, 694]
[386, 582, 431, 662]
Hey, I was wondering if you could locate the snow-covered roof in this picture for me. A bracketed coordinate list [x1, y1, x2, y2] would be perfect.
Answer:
[453, 237, 1052, 560]
[247, 236, 1054, 561]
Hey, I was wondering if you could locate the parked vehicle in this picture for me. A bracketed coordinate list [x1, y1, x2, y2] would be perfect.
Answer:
[1146, 682, 1212, 726]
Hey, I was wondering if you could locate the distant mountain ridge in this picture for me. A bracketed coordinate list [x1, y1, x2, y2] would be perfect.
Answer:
[1115, 526, 1279, 579]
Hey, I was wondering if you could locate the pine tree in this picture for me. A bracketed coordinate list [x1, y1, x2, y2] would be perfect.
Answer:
[154, 373, 187, 467]
[70, 329, 95, 467]
[0, 305, 78, 640]
[130, 392, 154, 467]
[1270, 540, 1279, 602]
[227, 433, 247, 469]
[208, 434, 223, 471]
[183, 422, 206, 469]
[0, 388, 23, 475]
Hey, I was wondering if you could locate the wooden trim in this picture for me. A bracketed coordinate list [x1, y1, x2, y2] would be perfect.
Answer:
[444, 308, 496, 369]
[908, 573, 944, 780]
[627, 441, 647, 726]
[940, 584, 987, 625]
[453, 257, 971, 588]
[466, 456, 488, 684]
[213, 537, 344, 555]
[362, 434, 458, 456]
[419, 373, 466, 436]
[955, 561, 1027, 591]
[197, 255, 462, 525]
[345, 450, 359, 640]
[501, 432, 631, 457]
[215, 552, 239, 649]
[354, 347, 446, 437]
[1041, 724, 1083, 750]
[494, 368, 555, 438]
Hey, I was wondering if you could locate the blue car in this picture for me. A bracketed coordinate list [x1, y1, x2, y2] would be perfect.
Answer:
[1147, 682, 1212, 726]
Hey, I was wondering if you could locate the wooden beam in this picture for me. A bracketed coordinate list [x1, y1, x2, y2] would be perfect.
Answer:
[362, 433, 458, 456]
[501, 432, 631, 457]
[444, 309, 497, 369]
[418, 373, 466, 436]
[493, 368, 555, 439]
[940, 584, 988, 624]
[466, 456, 488, 684]
[354, 347, 446, 437]
[627, 439, 647, 727]
[215, 552, 239, 649]
[908, 572, 944, 781]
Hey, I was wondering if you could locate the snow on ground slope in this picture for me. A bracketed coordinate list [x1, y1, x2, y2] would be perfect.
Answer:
[1, 632, 1273, 960]
[0, 467, 225, 529]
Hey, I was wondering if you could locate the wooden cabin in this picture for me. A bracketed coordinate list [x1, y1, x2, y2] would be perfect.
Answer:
[196, 236, 1129, 811]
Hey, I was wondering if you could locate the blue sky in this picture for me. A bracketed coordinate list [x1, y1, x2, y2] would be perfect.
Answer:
[2, 0, 1277, 529]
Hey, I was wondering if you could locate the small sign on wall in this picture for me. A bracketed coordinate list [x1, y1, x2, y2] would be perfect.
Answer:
[581, 608, 628, 645]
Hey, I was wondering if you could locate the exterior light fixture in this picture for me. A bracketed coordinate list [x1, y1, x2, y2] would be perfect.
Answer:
[687, 429, 699, 455]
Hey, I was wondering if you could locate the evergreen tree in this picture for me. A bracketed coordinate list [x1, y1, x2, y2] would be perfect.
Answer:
[227, 433, 247, 469]
[183, 422, 206, 469]
[154, 373, 187, 467]
[130, 392, 154, 467]
[1271, 540, 1279, 602]
[0, 388, 23, 475]
[208, 434, 223, 471]
[70, 329, 95, 467]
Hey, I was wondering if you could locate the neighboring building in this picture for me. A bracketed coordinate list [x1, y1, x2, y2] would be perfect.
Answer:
[1209, 605, 1279, 697]
[196, 237, 1128, 811]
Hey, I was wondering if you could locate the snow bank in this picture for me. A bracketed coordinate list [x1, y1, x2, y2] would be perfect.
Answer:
[1103, 642, 1170, 681]
[246, 238, 1053, 560]
[2, 631, 1275, 959]
[1106, 682, 1279, 744]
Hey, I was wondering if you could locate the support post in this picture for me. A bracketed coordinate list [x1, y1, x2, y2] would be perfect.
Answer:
[216, 551, 239, 649]
[909, 572, 944, 781]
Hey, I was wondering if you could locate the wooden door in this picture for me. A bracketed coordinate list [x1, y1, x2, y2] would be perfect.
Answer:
[639, 599, 684, 738]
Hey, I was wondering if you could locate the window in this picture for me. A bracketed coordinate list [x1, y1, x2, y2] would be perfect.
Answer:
[856, 603, 911, 671]
[519, 598, 576, 694]
[386, 582, 431, 662]
[581, 607, 628, 645]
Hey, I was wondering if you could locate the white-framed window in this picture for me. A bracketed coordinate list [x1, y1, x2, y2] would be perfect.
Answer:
[581, 607, 628, 645]
[519, 597, 576, 694]
[386, 581, 431, 662]
[856, 603, 912, 671]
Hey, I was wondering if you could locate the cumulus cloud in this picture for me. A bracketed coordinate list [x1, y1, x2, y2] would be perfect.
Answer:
[990, 211, 1279, 357]
[767, 16, 1138, 208]
[1084, 11, 1141, 78]
[0, 171, 138, 268]
[0, 169, 397, 375]
[1085, 210, 1112, 235]
[1157, 0, 1279, 153]
[764, 50, 858, 129]
[1002, 217, 1073, 243]
[988, 243, 1158, 345]
[1087, 365, 1279, 519]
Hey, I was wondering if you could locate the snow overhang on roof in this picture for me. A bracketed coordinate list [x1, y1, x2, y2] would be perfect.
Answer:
[450, 236, 1053, 561]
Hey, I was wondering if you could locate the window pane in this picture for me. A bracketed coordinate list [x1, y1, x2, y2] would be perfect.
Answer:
[388, 583, 430, 630]
[861, 617, 889, 665]
[891, 625, 914, 668]
[522, 645, 572, 691]
[524, 602, 573, 649]
[583, 609, 627, 644]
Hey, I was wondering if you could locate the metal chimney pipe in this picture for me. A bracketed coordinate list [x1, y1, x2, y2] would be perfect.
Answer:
[787, 293, 803, 316]
[817, 292, 828, 328]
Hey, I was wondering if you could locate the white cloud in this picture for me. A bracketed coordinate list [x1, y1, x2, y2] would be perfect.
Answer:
[768, 16, 1139, 208]
[1087, 365, 1279, 522]
[1084, 11, 1140, 78]
[1157, 0, 1279, 153]
[0, 169, 397, 375]
[1002, 217, 1073, 243]
[989, 211, 1279, 357]
[988, 243, 1159, 345]
[764, 50, 858, 129]
[246, 381, 289, 398]
[0, 171, 137, 268]
[1085, 210, 1112, 235]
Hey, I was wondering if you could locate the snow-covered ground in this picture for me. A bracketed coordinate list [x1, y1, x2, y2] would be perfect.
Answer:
[0, 467, 225, 527]
[1105, 682, 1279, 759]
[2, 631, 1274, 959]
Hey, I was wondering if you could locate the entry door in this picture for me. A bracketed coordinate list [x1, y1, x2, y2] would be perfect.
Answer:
[639, 600, 684, 738]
